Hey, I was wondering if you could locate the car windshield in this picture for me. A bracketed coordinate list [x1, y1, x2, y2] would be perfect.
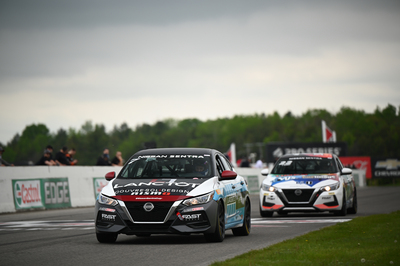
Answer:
[271, 156, 337, 175]
[119, 155, 212, 179]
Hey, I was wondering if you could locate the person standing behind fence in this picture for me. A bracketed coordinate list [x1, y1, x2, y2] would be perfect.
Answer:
[55, 146, 71, 166]
[96, 148, 111, 166]
[66, 148, 78, 165]
[111, 151, 124, 166]
[36, 149, 57, 166]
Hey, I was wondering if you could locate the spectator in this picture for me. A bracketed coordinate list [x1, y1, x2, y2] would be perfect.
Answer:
[240, 157, 250, 167]
[111, 151, 124, 166]
[36, 149, 57, 166]
[0, 147, 14, 166]
[96, 148, 111, 166]
[66, 148, 78, 165]
[45, 145, 55, 161]
[255, 158, 264, 168]
[55, 146, 71, 166]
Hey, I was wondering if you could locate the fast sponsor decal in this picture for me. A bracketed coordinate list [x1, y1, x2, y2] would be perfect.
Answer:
[13, 180, 43, 209]
[101, 214, 116, 221]
[181, 214, 201, 221]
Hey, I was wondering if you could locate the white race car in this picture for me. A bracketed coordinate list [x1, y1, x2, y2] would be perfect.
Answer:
[259, 153, 357, 217]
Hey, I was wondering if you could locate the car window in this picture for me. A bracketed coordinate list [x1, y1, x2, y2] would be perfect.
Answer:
[119, 155, 212, 179]
[271, 156, 337, 175]
[335, 157, 343, 171]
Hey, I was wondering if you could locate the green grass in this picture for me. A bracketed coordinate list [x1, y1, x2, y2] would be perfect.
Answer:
[211, 211, 400, 266]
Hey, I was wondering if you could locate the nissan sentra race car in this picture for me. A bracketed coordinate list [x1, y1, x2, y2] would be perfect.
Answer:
[259, 153, 357, 217]
[95, 148, 251, 243]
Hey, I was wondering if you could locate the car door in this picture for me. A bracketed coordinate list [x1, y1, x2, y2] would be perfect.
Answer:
[215, 154, 243, 227]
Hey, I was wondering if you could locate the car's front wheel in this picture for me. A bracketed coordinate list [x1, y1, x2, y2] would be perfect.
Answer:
[96, 231, 118, 243]
[232, 198, 251, 236]
[204, 201, 225, 242]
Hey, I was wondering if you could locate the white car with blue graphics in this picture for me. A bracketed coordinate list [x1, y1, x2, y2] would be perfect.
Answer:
[95, 148, 251, 243]
[259, 153, 357, 217]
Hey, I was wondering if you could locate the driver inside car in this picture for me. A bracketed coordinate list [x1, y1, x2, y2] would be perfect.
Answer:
[194, 161, 209, 176]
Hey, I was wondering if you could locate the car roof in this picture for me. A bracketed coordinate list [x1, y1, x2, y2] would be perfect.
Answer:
[133, 147, 216, 156]
[279, 153, 335, 159]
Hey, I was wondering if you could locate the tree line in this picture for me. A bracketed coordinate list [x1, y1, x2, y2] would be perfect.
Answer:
[1, 104, 399, 166]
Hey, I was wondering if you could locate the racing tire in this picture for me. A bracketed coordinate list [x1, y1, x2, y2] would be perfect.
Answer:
[347, 189, 358, 214]
[334, 189, 347, 216]
[96, 232, 118, 243]
[204, 201, 225, 242]
[259, 205, 274, 217]
[232, 199, 251, 236]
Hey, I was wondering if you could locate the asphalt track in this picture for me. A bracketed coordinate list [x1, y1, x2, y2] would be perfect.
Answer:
[1, 186, 399, 266]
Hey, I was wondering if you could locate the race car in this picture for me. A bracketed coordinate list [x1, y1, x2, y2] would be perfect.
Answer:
[259, 153, 357, 217]
[95, 148, 251, 243]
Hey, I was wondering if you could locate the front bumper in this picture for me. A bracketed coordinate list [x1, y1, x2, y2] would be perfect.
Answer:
[259, 187, 343, 213]
[95, 199, 219, 235]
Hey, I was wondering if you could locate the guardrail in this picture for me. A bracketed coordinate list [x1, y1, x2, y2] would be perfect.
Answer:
[0, 166, 365, 214]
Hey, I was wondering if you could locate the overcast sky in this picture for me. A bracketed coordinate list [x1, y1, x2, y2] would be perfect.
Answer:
[1, 0, 399, 144]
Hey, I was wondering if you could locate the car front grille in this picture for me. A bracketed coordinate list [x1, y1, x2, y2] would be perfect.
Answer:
[281, 189, 315, 203]
[124, 201, 174, 222]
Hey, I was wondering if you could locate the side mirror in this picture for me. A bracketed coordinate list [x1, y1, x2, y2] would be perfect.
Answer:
[261, 169, 269, 176]
[341, 168, 352, 175]
[220, 170, 237, 180]
[105, 171, 116, 181]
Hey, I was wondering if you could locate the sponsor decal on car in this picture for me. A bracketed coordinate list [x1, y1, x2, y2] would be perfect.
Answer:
[102, 214, 116, 221]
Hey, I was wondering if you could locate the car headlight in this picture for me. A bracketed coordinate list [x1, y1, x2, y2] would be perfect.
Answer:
[262, 184, 276, 192]
[320, 182, 340, 192]
[98, 194, 119, 206]
[183, 192, 214, 206]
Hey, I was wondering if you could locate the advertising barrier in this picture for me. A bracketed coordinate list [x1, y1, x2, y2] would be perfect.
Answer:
[266, 142, 348, 163]
[0, 166, 266, 214]
[13, 178, 71, 210]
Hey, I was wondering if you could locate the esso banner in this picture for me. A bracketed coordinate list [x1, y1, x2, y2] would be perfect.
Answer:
[12, 178, 71, 210]
[339, 157, 372, 179]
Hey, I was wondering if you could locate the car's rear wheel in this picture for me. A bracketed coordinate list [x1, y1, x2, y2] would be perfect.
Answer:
[259, 205, 274, 217]
[347, 188, 357, 214]
[232, 198, 251, 236]
[96, 231, 118, 243]
[204, 201, 225, 242]
[334, 189, 347, 216]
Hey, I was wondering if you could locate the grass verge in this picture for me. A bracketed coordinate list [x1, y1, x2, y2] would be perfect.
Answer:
[211, 211, 400, 266]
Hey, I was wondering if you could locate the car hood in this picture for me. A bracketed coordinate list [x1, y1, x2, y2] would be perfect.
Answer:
[102, 178, 212, 202]
[269, 173, 340, 188]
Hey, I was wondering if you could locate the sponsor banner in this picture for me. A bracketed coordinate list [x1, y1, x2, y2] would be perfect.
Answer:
[13, 180, 43, 209]
[12, 178, 71, 210]
[93, 178, 109, 199]
[266, 142, 348, 163]
[42, 178, 71, 209]
[371, 158, 400, 178]
[339, 157, 372, 179]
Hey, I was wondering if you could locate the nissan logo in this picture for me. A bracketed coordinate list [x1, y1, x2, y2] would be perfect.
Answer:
[143, 202, 154, 212]
[294, 189, 302, 196]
